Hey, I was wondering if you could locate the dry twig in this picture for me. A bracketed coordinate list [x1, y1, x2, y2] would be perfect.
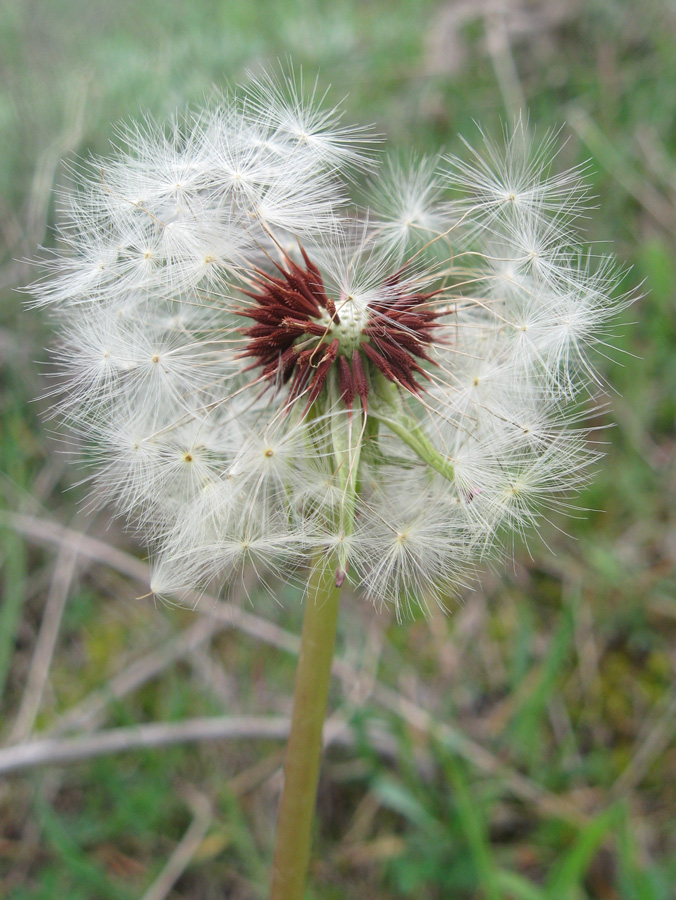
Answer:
[140, 786, 213, 900]
[3, 510, 588, 825]
[8, 540, 80, 744]
[0, 715, 398, 775]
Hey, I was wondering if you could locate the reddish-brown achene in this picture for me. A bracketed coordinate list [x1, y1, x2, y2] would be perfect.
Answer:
[238, 246, 441, 409]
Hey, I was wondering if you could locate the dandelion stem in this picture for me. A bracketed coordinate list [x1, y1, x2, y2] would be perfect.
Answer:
[270, 553, 342, 900]
[373, 410, 455, 481]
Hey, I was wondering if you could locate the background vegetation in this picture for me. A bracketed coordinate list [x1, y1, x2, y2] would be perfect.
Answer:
[1, 0, 675, 897]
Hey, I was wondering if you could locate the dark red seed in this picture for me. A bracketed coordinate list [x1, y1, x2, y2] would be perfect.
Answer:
[304, 339, 339, 407]
[240, 288, 279, 308]
[235, 306, 285, 325]
[394, 368, 421, 393]
[279, 270, 312, 301]
[279, 346, 300, 381]
[367, 323, 415, 347]
[308, 283, 331, 307]
[411, 289, 441, 303]
[335, 562, 348, 587]
[370, 336, 423, 374]
[282, 289, 320, 318]
[323, 338, 340, 364]
[245, 323, 281, 338]
[283, 319, 328, 338]
[325, 297, 340, 325]
[253, 331, 296, 349]
[351, 349, 369, 405]
[262, 345, 298, 379]
[287, 352, 313, 404]
[338, 355, 354, 408]
[382, 267, 405, 288]
[244, 333, 296, 357]
[299, 245, 327, 289]
[279, 319, 308, 337]
[288, 261, 326, 306]
[389, 332, 433, 359]
[361, 342, 398, 383]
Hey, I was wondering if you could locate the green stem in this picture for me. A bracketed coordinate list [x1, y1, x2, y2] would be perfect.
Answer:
[270, 554, 342, 900]
[373, 410, 455, 481]
[331, 404, 362, 580]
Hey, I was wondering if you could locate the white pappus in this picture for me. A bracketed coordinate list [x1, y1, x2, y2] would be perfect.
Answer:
[30, 71, 628, 617]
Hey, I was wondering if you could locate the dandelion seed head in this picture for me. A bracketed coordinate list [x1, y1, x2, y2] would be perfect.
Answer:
[30, 72, 628, 615]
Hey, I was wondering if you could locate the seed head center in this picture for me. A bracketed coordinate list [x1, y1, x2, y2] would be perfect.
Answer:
[318, 298, 369, 354]
[240, 246, 440, 409]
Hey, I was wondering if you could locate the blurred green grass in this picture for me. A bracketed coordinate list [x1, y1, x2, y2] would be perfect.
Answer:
[1, 0, 676, 898]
